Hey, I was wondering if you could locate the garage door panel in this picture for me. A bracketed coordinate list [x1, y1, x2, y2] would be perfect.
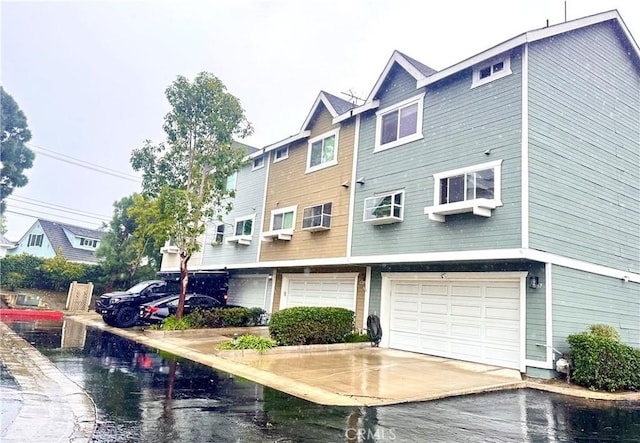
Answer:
[450, 322, 482, 339]
[228, 276, 268, 309]
[389, 276, 521, 370]
[284, 275, 356, 311]
[450, 303, 482, 317]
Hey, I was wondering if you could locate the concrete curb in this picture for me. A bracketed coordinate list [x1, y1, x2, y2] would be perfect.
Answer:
[0, 322, 96, 442]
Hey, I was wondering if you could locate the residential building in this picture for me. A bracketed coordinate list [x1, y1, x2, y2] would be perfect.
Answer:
[160, 10, 639, 377]
[8, 219, 104, 264]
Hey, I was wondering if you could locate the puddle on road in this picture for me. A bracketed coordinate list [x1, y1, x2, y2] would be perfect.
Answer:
[4, 319, 640, 442]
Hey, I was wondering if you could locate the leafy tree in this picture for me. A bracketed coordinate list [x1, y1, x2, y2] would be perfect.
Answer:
[0, 215, 7, 235]
[96, 193, 163, 290]
[42, 249, 84, 292]
[130, 72, 252, 319]
[0, 87, 35, 214]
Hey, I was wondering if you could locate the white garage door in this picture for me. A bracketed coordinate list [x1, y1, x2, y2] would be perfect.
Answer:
[280, 273, 357, 310]
[227, 275, 269, 310]
[388, 275, 522, 369]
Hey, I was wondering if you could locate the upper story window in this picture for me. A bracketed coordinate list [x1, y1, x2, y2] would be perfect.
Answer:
[424, 160, 503, 222]
[262, 205, 297, 242]
[307, 129, 339, 173]
[274, 146, 289, 162]
[302, 202, 332, 231]
[472, 55, 512, 88]
[211, 223, 225, 246]
[375, 94, 424, 152]
[228, 214, 255, 245]
[226, 172, 238, 192]
[27, 233, 43, 247]
[252, 155, 264, 170]
[79, 237, 98, 248]
[363, 190, 404, 225]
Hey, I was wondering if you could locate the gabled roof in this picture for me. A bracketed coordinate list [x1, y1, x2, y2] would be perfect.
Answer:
[264, 91, 355, 154]
[300, 91, 356, 131]
[416, 10, 638, 88]
[232, 140, 259, 156]
[0, 234, 15, 248]
[38, 219, 104, 264]
[364, 50, 437, 103]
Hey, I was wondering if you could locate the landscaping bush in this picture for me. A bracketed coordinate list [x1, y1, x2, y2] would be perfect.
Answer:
[187, 306, 262, 328]
[268, 306, 354, 345]
[218, 334, 277, 351]
[567, 324, 640, 392]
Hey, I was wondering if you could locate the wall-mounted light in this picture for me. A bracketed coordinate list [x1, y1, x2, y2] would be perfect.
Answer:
[528, 275, 542, 289]
[356, 177, 365, 185]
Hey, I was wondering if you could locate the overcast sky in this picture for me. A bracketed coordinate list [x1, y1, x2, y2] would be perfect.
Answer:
[2, 0, 638, 241]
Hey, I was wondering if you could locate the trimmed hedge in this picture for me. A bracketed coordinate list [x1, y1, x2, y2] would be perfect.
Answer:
[187, 307, 265, 328]
[567, 324, 640, 392]
[269, 306, 354, 345]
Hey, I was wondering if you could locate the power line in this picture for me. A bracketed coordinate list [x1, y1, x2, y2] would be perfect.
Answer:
[5, 209, 106, 229]
[7, 195, 112, 220]
[27, 142, 142, 183]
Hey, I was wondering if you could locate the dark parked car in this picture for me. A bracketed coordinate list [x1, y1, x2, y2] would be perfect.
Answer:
[139, 293, 230, 325]
[95, 280, 182, 328]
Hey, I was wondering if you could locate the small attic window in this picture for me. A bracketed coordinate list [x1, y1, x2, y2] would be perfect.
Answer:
[472, 55, 511, 88]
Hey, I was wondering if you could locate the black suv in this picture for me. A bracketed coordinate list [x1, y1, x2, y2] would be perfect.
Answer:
[95, 280, 181, 328]
[95, 272, 229, 328]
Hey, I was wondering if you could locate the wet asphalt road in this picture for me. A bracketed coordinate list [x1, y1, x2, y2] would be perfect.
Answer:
[3, 319, 640, 442]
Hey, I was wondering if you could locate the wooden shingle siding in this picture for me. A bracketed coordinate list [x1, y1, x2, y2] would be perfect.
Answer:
[552, 265, 640, 349]
[199, 158, 267, 267]
[352, 53, 523, 258]
[528, 23, 640, 273]
[260, 104, 355, 262]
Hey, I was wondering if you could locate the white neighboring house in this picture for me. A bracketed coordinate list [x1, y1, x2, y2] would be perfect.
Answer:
[0, 234, 16, 258]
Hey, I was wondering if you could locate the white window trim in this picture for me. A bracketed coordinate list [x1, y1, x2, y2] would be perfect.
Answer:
[363, 190, 405, 225]
[252, 156, 265, 170]
[424, 159, 503, 222]
[471, 54, 512, 88]
[374, 93, 424, 153]
[306, 128, 339, 173]
[262, 205, 297, 241]
[211, 223, 225, 246]
[273, 146, 289, 163]
[227, 214, 256, 245]
[302, 202, 332, 232]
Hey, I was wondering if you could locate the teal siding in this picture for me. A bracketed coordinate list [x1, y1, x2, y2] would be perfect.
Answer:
[352, 51, 523, 258]
[552, 265, 640, 350]
[528, 22, 640, 273]
[201, 157, 267, 266]
[525, 263, 546, 361]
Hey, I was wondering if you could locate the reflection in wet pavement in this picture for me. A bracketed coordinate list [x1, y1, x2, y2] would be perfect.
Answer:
[5, 318, 640, 442]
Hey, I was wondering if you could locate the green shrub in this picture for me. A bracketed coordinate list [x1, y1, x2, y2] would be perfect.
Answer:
[161, 315, 192, 330]
[187, 306, 260, 328]
[344, 332, 371, 343]
[218, 334, 277, 351]
[567, 325, 640, 392]
[4, 272, 26, 291]
[269, 307, 354, 346]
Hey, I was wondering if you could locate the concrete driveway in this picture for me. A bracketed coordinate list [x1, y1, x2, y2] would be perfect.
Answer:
[69, 314, 524, 406]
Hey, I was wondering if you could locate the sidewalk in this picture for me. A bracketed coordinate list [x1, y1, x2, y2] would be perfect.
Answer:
[0, 322, 96, 443]
[66, 313, 640, 405]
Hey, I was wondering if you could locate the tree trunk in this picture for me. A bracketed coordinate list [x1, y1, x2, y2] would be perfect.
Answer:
[175, 251, 191, 320]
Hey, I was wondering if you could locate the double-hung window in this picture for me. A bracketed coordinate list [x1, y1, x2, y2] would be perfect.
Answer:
[375, 94, 424, 152]
[424, 160, 503, 222]
[307, 129, 339, 172]
[472, 55, 512, 87]
[262, 205, 297, 241]
[227, 215, 255, 245]
[363, 190, 404, 225]
[211, 223, 225, 245]
[226, 172, 238, 192]
[302, 203, 332, 231]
